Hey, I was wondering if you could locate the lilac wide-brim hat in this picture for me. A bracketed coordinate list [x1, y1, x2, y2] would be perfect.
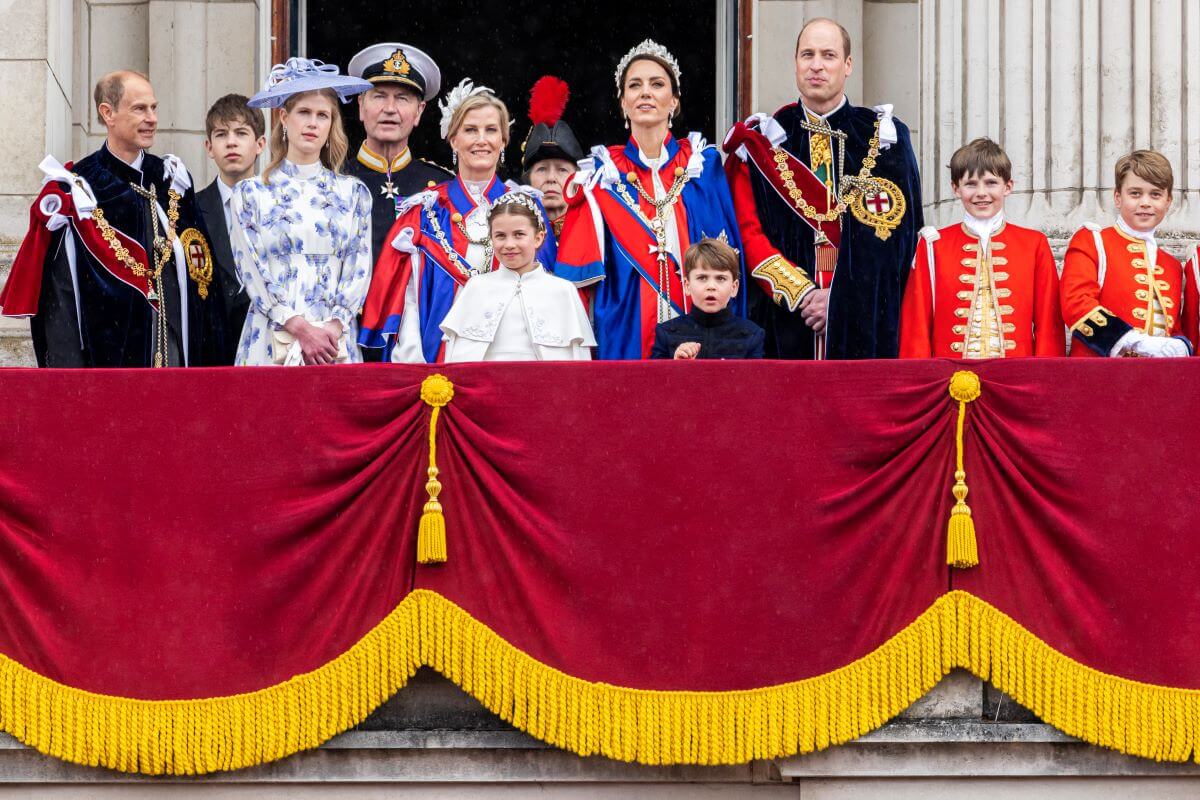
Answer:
[247, 58, 373, 109]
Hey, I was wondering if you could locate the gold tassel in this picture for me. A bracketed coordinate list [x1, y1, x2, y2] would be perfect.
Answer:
[417, 374, 455, 565]
[946, 371, 981, 569]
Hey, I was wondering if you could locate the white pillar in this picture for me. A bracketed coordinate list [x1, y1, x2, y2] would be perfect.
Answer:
[0, 0, 75, 240]
[148, 0, 259, 187]
[921, 0, 1200, 247]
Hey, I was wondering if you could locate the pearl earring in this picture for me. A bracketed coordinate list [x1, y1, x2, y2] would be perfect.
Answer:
[500, 150, 506, 166]
[452, 151, 458, 166]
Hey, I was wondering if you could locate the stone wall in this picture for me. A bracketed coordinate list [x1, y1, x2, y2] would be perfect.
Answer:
[0, 0, 261, 245]
[0, 670, 1198, 796]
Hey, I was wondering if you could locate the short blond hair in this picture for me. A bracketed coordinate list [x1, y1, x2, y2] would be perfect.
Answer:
[94, 70, 150, 126]
[445, 92, 511, 145]
[1115, 150, 1173, 194]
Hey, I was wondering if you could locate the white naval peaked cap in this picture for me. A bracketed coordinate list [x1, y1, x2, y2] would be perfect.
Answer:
[347, 43, 442, 101]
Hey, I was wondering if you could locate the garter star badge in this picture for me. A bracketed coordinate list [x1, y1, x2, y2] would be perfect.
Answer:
[850, 177, 906, 241]
[179, 228, 213, 300]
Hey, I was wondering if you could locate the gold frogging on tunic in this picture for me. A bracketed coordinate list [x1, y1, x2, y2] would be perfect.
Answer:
[957, 230, 1007, 359]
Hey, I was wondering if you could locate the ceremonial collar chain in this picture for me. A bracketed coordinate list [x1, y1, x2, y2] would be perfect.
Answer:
[774, 119, 882, 224]
[612, 165, 691, 323]
[92, 182, 182, 366]
[426, 206, 493, 280]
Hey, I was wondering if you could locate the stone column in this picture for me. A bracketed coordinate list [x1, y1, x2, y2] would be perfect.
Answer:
[147, 0, 260, 187]
[0, 0, 76, 364]
[0, 0, 75, 240]
[921, 0, 1200, 247]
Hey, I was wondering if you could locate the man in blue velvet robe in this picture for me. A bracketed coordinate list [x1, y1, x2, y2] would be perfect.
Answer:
[724, 17, 922, 359]
[2, 70, 225, 367]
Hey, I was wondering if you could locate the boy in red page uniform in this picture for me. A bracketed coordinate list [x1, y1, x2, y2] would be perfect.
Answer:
[1060, 150, 1197, 357]
[900, 138, 1063, 358]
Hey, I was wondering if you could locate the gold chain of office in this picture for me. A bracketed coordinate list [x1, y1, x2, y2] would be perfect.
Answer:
[773, 121, 882, 224]
[91, 188, 182, 282]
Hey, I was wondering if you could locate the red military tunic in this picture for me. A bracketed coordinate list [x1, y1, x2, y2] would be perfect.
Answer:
[1060, 224, 1199, 357]
[899, 221, 1064, 358]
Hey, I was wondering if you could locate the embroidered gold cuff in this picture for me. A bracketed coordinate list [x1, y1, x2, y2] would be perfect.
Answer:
[752, 255, 815, 312]
[1070, 306, 1111, 337]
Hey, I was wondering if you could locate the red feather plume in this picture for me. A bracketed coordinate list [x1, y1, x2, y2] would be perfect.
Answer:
[528, 76, 570, 127]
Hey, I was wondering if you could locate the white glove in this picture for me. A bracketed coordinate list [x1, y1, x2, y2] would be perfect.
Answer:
[1110, 330, 1148, 357]
[1157, 337, 1192, 358]
[1128, 333, 1191, 358]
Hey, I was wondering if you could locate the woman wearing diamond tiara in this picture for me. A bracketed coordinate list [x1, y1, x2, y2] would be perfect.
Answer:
[358, 80, 558, 363]
[440, 191, 594, 362]
[554, 39, 749, 360]
[231, 58, 373, 366]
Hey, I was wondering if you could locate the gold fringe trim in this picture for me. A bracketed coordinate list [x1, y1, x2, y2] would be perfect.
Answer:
[0, 590, 1197, 774]
[952, 591, 1200, 763]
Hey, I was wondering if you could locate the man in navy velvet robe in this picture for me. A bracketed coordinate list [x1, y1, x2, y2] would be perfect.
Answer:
[723, 17, 922, 359]
[2, 70, 225, 367]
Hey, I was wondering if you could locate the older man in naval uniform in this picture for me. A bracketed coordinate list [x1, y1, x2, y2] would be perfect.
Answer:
[346, 43, 452, 266]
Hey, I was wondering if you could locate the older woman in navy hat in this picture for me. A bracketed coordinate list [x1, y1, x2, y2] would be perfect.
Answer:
[229, 58, 373, 365]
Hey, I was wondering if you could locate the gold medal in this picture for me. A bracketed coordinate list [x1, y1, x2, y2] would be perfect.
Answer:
[850, 177, 906, 241]
[179, 228, 213, 300]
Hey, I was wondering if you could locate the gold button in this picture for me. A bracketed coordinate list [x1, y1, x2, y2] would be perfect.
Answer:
[674, 166, 685, 178]
[626, 171, 638, 183]
[451, 212, 463, 223]
[426, 180, 437, 189]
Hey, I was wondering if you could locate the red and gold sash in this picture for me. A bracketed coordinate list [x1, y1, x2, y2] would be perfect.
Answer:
[724, 121, 842, 251]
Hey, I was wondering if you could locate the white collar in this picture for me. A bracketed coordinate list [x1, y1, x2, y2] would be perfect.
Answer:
[107, 142, 145, 172]
[800, 95, 848, 122]
[287, 159, 324, 179]
[216, 177, 235, 205]
[963, 210, 1005, 245]
[638, 145, 667, 170]
[495, 264, 546, 283]
[463, 178, 491, 201]
[1115, 215, 1158, 247]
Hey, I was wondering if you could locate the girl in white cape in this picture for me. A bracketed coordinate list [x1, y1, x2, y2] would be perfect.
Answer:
[440, 191, 595, 362]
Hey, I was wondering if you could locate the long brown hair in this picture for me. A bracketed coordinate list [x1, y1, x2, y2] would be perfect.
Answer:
[263, 88, 349, 185]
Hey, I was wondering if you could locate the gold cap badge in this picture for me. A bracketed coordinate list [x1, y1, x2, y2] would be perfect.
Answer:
[383, 49, 412, 76]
